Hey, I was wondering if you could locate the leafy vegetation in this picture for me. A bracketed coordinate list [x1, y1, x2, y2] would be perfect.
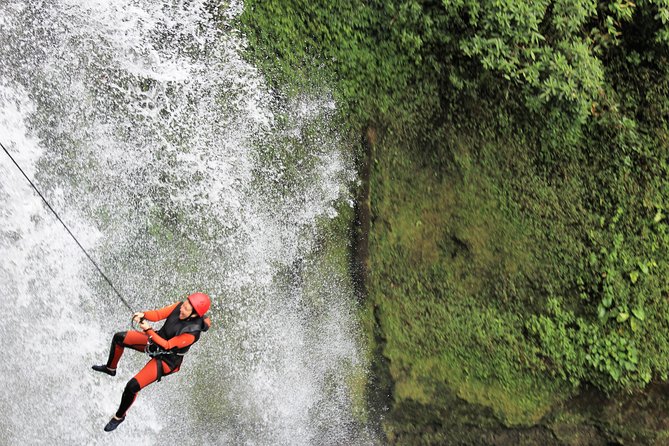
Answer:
[240, 0, 669, 443]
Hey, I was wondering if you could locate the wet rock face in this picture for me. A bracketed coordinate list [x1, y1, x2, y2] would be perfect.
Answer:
[380, 378, 669, 445]
[384, 396, 560, 446]
[362, 135, 669, 445]
[548, 383, 669, 445]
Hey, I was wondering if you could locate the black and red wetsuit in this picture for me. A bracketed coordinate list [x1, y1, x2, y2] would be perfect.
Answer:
[105, 301, 210, 419]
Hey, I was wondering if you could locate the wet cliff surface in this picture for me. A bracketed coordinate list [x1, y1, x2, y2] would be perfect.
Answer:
[359, 126, 669, 445]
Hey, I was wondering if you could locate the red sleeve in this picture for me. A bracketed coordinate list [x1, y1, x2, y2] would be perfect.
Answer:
[143, 302, 179, 322]
[145, 329, 196, 350]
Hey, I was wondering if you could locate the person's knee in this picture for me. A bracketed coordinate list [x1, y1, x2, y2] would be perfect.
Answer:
[113, 331, 126, 345]
[124, 378, 140, 395]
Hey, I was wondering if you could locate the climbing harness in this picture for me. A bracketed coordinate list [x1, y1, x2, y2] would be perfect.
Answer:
[144, 341, 185, 382]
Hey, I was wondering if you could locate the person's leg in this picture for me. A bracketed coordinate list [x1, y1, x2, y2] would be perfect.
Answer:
[95, 330, 149, 377]
[106, 330, 150, 370]
[114, 358, 176, 419]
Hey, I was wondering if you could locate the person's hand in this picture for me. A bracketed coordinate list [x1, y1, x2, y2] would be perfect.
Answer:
[132, 312, 145, 323]
[139, 319, 151, 331]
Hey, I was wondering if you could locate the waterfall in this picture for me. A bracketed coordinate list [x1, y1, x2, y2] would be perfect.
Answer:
[0, 1, 371, 444]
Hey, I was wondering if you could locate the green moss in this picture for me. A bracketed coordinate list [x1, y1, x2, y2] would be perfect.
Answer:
[369, 136, 572, 428]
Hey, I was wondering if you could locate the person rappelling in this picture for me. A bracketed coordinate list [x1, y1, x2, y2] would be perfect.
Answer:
[92, 292, 212, 432]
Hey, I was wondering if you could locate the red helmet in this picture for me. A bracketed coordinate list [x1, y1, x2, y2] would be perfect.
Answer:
[187, 292, 211, 317]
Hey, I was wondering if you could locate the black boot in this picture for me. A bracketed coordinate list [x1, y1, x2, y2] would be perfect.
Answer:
[104, 416, 125, 432]
[92, 364, 116, 376]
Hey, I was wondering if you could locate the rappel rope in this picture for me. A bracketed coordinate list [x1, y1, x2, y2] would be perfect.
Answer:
[1, 140, 136, 314]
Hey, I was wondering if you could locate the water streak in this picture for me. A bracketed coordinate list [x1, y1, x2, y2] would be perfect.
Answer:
[0, 1, 370, 444]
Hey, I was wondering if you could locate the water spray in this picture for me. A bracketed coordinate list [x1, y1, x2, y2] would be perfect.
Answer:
[0, 139, 136, 314]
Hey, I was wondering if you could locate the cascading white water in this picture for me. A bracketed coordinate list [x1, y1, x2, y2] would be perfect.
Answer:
[0, 1, 372, 444]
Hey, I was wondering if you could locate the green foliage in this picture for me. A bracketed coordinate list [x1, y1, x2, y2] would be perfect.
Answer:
[458, 0, 602, 119]
[242, 0, 669, 136]
[241, 0, 669, 441]
[518, 33, 669, 394]
[528, 203, 669, 392]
